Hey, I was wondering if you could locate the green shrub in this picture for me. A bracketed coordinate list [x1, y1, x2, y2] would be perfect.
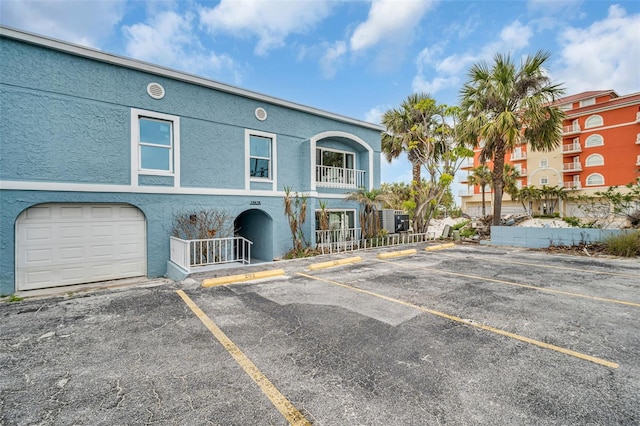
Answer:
[452, 219, 471, 231]
[604, 231, 640, 257]
[460, 228, 477, 238]
[563, 216, 582, 227]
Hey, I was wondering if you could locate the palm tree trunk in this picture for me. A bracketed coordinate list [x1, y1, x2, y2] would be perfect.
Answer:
[481, 185, 486, 216]
[411, 162, 422, 232]
[492, 147, 506, 225]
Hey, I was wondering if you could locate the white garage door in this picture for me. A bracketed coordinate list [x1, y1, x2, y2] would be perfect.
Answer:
[16, 204, 146, 291]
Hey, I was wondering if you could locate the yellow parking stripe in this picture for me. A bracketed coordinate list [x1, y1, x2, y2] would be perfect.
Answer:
[308, 256, 362, 270]
[296, 273, 619, 369]
[176, 290, 311, 426]
[377, 249, 417, 259]
[443, 254, 640, 279]
[380, 259, 640, 308]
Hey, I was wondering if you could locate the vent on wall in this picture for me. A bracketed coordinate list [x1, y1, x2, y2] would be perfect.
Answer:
[255, 107, 267, 121]
[147, 83, 165, 99]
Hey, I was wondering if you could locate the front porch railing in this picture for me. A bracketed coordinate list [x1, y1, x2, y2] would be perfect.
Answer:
[170, 236, 252, 272]
[316, 165, 366, 189]
[315, 230, 436, 255]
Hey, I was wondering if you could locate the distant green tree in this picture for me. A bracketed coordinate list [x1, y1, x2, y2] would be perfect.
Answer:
[467, 165, 492, 216]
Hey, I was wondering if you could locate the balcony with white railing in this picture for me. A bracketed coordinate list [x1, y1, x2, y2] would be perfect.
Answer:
[562, 124, 581, 135]
[636, 133, 640, 144]
[562, 162, 582, 173]
[637, 155, 640, 166]
[170, 236, 252, 273]
[316, 165, 366, 189]
[636, 112, 640, 123]
[515, 168, 527, 176]
[562, 141, 582, 154]
[458, 188, 473, 196]
[563, 181, 582, 190]
[510, 151, 527, 161]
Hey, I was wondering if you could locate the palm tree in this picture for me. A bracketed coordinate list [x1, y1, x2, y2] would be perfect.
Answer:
[346, 188, 384, 239]
[459, 51, 565, 225]
[513, 185, 540, 215]
[467, 165, 492, 216]
[381, 93, 441, 195]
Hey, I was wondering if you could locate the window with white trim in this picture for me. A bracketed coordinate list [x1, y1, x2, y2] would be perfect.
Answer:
[586, 173, 604, 186]
[584, 134, 604, 147]
[584, 115, 603, 128]
[540, 175, 549, 185]
[315, 209, 356, 243]
[131, 109, 180, 181]
[249, 135, 272, 179]
[579, 98, 595, 107]
[585, 154, 604, 167]
[316, 147, 356, 186]
[245, 129, 277, 186]
[540, 158, 548, 168]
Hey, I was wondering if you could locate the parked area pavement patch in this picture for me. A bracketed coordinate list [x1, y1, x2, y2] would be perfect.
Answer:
[1, 244, 639, 425]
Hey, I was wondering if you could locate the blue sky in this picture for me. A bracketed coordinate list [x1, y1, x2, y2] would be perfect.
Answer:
[2, 0, 639, 187]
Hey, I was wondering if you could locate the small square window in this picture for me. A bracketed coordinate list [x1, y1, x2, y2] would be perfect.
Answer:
[540, 159, 548, 168]
[540, 176, 549, 185]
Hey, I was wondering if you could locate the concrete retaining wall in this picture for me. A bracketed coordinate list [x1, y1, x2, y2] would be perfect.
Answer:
[488, 226, 633, 249]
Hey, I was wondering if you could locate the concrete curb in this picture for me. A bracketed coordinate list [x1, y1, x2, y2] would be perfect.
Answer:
[377, 249, 417, 259]
[202, 269, 286, 287]
[308, 256, 362, 270]
[425, 242, 456, 251]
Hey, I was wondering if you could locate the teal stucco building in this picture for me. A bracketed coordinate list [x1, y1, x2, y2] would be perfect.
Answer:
[0, 27, 382, 294]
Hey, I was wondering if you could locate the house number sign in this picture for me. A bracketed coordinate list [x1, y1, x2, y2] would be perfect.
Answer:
[250, 201, 261, 205]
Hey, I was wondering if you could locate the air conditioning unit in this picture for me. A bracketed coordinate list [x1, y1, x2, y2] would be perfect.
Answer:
[379, 209, 409, 234]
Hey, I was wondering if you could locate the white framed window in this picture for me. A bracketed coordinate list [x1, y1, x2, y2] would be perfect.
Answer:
[540, 175, 549, 185]
[584, 134, 604, 147]
[579, 98, 595, 107]
[584, 115, 603, 128]
[245, 129, 277, 187]
[130, 108, 180, 186]
[315, 209, 357, 243]
[316, 148, 355, 170]
[558, 104, 571, 112]
[586, 173, 604, 186]
[540, 158, 549, 168]
[585, 154, 604, 167]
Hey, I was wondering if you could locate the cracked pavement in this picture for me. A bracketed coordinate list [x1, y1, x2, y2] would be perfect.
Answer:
[1, 244, 639, 425]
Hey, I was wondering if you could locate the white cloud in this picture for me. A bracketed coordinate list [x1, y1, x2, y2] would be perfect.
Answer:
[199, 0, 333, 56]
[350, 0, 436, 52]
[124, 11, 241, 84]
[553, 5, 640, 94]
[364, 106, 385, 124]
[412, 20, 534, 94]
[0, 0, 126, 47]
[320, 41, 347, 79]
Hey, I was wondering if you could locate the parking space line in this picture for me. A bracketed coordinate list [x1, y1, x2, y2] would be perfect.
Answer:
[296, 273, 619, 369]
[379, 259, 640, 308]
[176, 290, 311, 426]
[438, 253, 640, 279]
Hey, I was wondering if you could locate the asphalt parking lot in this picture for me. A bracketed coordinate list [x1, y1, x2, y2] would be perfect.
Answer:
[1, 243, 639, 425]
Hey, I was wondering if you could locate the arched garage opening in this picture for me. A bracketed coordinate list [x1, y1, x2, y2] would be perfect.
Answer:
[15, 203, 146, 291]
[234, 209, 273, 262]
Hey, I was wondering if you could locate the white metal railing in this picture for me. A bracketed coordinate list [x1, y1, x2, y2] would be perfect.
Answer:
[458, 189, 473, 196]
[563, 124, 581, 134]
[315, 227, 361, 246]
[563, 181, 582, 189]
[515, 168, 527, 176]
[170, 236, 252, 272]
[636, 112, 640, 122]
[510, 151, 527, 161]
[315, 232, 436, 255]
[316, 165, 365, 189]
[562, 162, 582, 172]
[562, 142, 581, 153]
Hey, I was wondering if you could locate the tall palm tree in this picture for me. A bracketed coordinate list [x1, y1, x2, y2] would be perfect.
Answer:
[459, 51, 565, 225]
[513, 186, 540, 215]
[467, 165, 492, 216]
[381, 93, 441, 189]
